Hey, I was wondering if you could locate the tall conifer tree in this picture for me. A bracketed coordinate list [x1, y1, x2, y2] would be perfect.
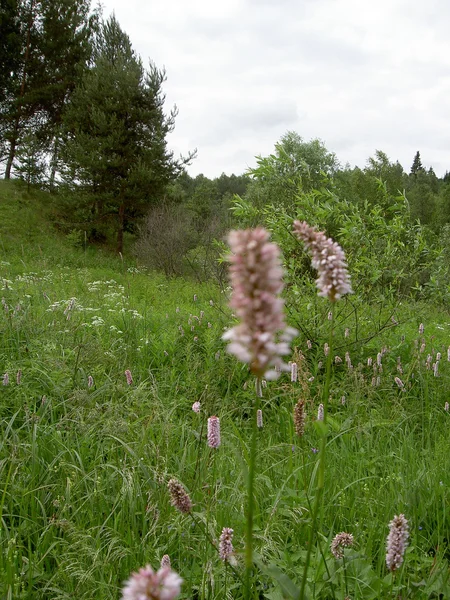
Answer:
[61, 16, 194, 252]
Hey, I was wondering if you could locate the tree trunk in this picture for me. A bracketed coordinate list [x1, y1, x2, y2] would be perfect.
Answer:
[49, 135, 59, 191]
[4, 118, 19, 179]
[117, 202, 125, 254]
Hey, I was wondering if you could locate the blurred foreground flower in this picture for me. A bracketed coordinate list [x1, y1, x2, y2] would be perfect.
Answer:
[122, 564, 182, 600]
[293, 221, 352, 302]
[386, 514, 409, 571]
[223, 228, 296, 379]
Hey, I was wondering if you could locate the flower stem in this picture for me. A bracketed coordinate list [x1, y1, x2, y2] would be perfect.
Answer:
[245, 377, 260, 599]
[299, 308, 334, 599]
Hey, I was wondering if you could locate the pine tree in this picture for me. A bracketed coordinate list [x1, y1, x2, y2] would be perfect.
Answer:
[410, 151, 424, 175]
[0, 0, 96, 180]
[61, 15, 195, 252]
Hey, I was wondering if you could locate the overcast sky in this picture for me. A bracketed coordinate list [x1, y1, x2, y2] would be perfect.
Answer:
[99, 0, 450, 178]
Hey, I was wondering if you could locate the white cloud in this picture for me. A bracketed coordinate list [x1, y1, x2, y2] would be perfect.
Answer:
[99, 0, 450, 176]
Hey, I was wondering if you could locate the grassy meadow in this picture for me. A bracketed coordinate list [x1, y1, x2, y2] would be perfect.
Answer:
[0, 181, 449, 599]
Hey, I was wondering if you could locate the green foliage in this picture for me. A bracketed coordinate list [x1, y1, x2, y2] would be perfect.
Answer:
[244, 132, 338, 210]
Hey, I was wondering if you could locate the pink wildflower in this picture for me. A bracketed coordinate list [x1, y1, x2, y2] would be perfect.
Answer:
[16, 369, 22, 385]
[88, 375, 94, 388]
[317, 403, 324, 421]
[394, 377, 404, 389]
[386, 514, 409, 571]
[223, 228, 296, 379]
[419, 323, 424, 334]
[293, 221, 352, 302]
[207, 416, 221, 448]
[125, 369, 133, 385]
[256, 409, 263, 428]
[219, 527, 234, 562]
[160, 555, 171, 569]
[291, 362, 298, 382]
[167, 479, 192, 514]
[331, 532, 354, 559]
[445, 402, 449, 412]
[121, 564, 182, 600]
[294, 400, 306, 436]
[2, 373, 9, 386]
[192, 401, 201, 413]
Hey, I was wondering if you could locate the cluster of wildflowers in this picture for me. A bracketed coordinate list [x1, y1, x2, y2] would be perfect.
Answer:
[292, 221, 352, 302]
[386, 514, 409, 571]
[222, 228, 296, 379]
[122, 564, 182, 600]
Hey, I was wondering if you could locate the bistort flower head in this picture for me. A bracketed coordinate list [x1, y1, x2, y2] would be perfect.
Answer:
[294, 399, 306, 436]
[167, 479, 192, 514]
[125, 369, 133, 385]
[317, 403, 324, 422]
[207, 416, 221, 448]
[386, 514, 409, 571]
[219, 527, 234, 562]
[330, 532, 354, 559]
[122, 564, 182, 600]
[223, 228, 297, 379]
[160, 555, 171, 569]
[293, 221, 352, 302]
[256, 409, 263, 428]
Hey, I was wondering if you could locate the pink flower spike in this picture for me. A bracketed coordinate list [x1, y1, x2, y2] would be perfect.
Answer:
[121, 564, 182, 600]
[192, 401, 201, 413]
[219, 527, 234, 562]
[386, 514, 409, 571]
[293, 221, 352, 302]
[223, 228, 296, 379]
[125, 369, 133, 385]
[256, 409, 263, 428]
[207, 416, 221, 448]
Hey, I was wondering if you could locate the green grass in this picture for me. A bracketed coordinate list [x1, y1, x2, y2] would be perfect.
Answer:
[0, 180, 449, 599]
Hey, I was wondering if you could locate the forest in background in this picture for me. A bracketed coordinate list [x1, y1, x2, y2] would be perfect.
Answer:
[1, 0, 450, 304]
